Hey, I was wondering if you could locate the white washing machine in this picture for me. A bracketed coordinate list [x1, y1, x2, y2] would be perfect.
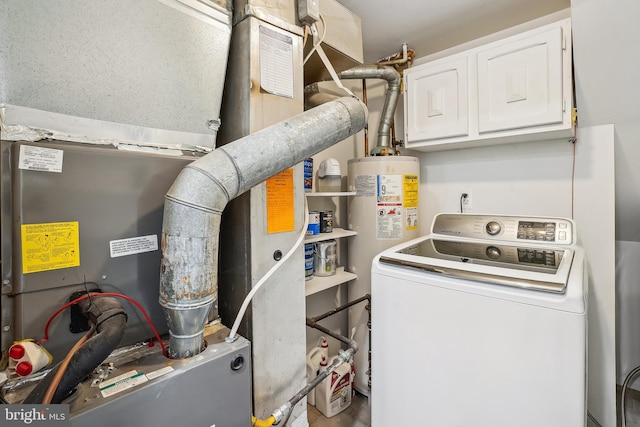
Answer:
[371, 213, 587, 427]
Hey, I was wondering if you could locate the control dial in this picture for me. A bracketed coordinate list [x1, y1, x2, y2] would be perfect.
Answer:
[485, 246, 502, 260]
[485, 221, 502, 236]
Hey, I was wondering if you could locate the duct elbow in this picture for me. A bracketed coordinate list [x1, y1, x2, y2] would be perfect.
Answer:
[160, 97, 367, 359]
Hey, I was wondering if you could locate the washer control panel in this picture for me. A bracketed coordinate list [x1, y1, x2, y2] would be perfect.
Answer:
[432, 214, 575, 245]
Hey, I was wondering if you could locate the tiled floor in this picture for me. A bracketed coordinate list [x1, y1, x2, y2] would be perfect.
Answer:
[307, 392, 371, 427]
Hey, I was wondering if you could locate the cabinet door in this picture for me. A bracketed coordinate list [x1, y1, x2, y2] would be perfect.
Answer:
[405, 56, 469, 141]
[477, 26, 565, 133]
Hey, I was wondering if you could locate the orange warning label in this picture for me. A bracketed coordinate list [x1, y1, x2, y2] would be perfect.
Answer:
[266, 169, 295, 234]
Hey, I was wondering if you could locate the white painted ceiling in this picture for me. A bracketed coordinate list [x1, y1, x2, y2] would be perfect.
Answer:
[334, 0, 571, 63]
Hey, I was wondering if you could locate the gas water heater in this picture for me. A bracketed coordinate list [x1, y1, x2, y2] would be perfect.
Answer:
[347, 156, 420, 395]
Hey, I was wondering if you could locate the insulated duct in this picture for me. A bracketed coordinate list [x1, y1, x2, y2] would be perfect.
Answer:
[305, 65, 401, 155]
[159, 96, 367, 359]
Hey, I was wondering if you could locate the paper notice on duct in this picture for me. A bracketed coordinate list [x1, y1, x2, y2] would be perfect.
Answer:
[259, 25, 294, 99]
[266, 168, 295, 233]
[21, 222, 80, 274]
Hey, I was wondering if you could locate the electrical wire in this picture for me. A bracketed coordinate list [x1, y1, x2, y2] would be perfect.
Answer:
[42, 322, 96, 404]
[620, 365, 640, 427]
[227, 196, 310, 342]
[40, 292, 167, 357]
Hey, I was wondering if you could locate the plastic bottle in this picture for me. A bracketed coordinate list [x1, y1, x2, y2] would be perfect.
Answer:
[306, 348, 324, 406]
[319, 336, 329, 360]
[315, 355, 352, 418]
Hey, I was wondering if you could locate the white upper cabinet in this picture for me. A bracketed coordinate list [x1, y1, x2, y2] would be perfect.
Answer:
[405, 55, 469, 141]
[404, 18, 573, 151]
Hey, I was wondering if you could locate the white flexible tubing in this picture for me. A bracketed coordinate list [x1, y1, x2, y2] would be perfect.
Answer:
[303, 14, 327, 65]
[227, 196, 310, 342]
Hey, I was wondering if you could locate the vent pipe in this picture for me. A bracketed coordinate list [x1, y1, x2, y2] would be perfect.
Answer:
[159, 97, 367, 358]
[305, 65, 401, 156]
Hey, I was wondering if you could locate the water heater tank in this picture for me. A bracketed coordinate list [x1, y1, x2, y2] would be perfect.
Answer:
[347, 156, 420, 396]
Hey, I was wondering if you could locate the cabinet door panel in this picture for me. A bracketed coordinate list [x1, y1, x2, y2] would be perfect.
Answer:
[406, 56, 468, 141]
[477, 27, 564, 133]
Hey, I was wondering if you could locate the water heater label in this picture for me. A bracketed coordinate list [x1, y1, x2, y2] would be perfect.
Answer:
[18, 145, 64, 173]
[376, 175, 403, 240]
[109, 235, 158, 258]
[354, 175, 377, 197]
[404, 174, 419, 230]
[21, 221, 80, 274]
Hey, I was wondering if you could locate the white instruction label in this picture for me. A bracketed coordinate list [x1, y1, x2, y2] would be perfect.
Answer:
[110, 235, 158, 258]
[354, 175, 377, 197]
[18, 145, 64, 173]
[145, 366, 174, 380]
[99, 370, 148, 398]
[259, 25, 294, 98]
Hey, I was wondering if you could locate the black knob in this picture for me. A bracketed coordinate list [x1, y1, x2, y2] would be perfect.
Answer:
[486, 221, 501, 236]
[273, 250, 283, 261]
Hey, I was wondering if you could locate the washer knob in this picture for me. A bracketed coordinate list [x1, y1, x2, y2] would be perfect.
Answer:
[486, 246, 502, 259]
[485, 221, 501, 236]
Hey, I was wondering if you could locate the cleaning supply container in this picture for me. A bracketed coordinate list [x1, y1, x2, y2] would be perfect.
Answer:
[315, 355, 352, 418]
[306, 337, 330, 405]
[314, 240, 337, 277]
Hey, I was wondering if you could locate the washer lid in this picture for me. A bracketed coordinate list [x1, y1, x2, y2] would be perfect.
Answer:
[379, 237, 574, 294]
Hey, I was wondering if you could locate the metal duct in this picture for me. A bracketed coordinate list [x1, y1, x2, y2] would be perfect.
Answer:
[305, 65, 401, 155]
[159, 96, 367, 358]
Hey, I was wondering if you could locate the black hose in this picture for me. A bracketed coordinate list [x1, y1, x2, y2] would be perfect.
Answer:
[23, 296, 127, 404]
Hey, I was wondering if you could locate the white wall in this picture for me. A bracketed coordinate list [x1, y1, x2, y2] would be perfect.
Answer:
[408, 140, 574, 222]
[570, 1, 640, 401]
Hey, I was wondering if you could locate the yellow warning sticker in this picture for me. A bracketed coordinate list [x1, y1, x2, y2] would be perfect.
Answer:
[403, 174, 419, 230]
[21, 222, 80, 274]
[403, 174, 419, 208]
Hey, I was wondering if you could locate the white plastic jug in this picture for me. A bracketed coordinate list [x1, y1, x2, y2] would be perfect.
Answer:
[306, 347, 324, 406]
[315, 355, 352, 418]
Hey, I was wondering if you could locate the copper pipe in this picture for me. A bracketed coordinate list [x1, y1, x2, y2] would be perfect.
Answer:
[362, 79, 369, 157]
